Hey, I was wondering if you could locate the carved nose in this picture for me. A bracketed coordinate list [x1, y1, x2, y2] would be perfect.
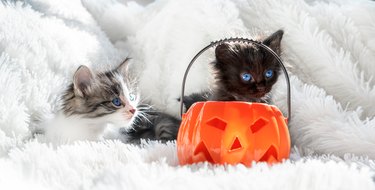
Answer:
[129, 109, 136, 114]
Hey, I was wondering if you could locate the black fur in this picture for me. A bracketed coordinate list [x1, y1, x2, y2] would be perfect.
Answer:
[179, 91, 210, 111]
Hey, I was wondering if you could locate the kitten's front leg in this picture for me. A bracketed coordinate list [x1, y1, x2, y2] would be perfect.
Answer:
[178, 91, 210, 110]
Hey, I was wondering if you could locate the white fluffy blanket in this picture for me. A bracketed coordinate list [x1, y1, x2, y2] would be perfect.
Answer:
[1, 0, 375, 189]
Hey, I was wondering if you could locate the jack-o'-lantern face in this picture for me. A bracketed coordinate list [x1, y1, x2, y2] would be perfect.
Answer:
[177, 101, 290, 166]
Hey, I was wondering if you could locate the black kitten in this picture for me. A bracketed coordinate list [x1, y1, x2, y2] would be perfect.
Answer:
[183, 30, 284, 110]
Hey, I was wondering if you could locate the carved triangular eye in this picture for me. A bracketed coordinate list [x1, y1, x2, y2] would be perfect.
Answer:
[193, 141, 213, 162]
[229, 137, 242, 151]
[206, 117, 227, 131]
[250, 118, 268, 133]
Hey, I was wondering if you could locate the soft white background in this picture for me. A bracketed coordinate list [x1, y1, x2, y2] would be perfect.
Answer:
[0, 0, 375, 189]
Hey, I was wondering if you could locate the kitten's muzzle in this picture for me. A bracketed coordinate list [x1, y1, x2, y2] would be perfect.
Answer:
[256, 86, 266, 91]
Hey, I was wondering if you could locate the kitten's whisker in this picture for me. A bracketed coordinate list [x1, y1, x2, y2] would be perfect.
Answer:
[137, 111, 152, 124]
[137, 104, 154, 111]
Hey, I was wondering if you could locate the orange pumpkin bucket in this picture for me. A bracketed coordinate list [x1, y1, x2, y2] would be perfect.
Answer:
[177, 38, 291, 167]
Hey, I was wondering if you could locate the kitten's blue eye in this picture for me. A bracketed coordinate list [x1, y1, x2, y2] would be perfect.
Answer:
[241, 73, 252, 81]
[265, 70, 274, 78]
[129, 93, 136, 101]
[112, 98, 122, 106]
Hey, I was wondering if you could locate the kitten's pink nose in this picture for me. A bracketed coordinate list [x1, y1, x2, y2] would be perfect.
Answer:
[129, 109, 136, 114]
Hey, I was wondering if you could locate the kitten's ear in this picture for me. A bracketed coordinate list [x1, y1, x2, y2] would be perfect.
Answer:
[116, 58, 131, 75]
[73, 65, 94, 97]
[215, 43, 233, 63]
[263, 29, 284, 55]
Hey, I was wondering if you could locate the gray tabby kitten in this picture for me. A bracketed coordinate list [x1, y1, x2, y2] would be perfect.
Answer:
[44, 59, 139, 142]
[183, 30, 284, 110]
[44, 58, 180, 144]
